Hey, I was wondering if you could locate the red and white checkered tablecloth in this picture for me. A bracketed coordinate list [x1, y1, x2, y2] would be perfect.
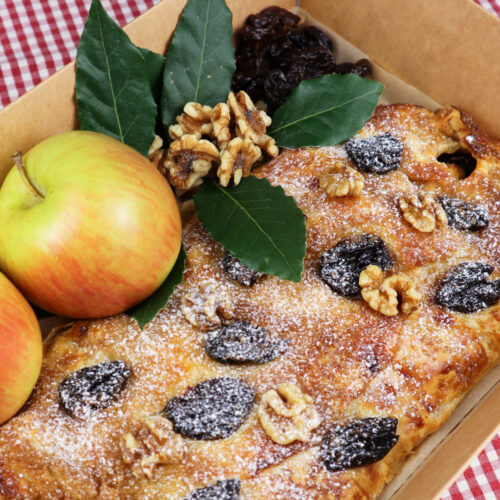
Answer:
[0, 1, 499, 498]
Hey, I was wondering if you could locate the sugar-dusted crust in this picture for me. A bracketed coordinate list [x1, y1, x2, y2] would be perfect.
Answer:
[0, 104, 499, 499]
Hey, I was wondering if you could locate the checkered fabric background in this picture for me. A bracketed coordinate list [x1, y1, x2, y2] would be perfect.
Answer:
[0, 0, 499, 498]
[441, 434, 500, 500]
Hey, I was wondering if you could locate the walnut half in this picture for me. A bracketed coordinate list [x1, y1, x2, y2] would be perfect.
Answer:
[320, 161, 364, 198]
[211, 102, 232, 149]
[399, 193, 448, 233]
[218, 137, 262, 187]
[181, 280, 234, 330]
[120, 416, 186, 479]
[148, 135, 165, 171]
[228, 90, 278, 158]
[257, 383, 321, 445]
[228, 90, 270, 141]
[168, 102, 213, 140]
[359, 265, 421, 316]
[164, 134, 219, 189]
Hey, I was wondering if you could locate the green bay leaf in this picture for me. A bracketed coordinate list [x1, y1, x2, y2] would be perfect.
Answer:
[128, 245, 187, 329]
[194, 177, 306, 282]
[139, 47, 166, 135]
[161, 0, 235, 134]
[76, 0, 157, 157]
[269, 74, 384, 148]
[139, 47, 165, 103]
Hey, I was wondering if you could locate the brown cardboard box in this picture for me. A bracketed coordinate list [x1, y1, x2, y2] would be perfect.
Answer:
[0, 0, 498, 498]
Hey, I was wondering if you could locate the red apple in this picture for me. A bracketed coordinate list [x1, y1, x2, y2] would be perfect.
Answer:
[0, 131, 182, 318]
[0, 272, 42, 424]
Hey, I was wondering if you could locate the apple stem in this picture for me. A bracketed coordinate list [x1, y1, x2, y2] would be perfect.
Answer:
[12, 152, 44, 199]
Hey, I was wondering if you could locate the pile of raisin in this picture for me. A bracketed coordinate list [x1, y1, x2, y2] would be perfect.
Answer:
[184, 479, 240, 500]
[320, 234, 393, 297]
[222, 251, 264, 286]
[320, 417, 399, 472]
[438, 196, 489, 231]
[345, 133, 403, 175]
[59, 361, 131, 418]
[232, 7, 371, 113]
[164, 377, 255, 440]
[205, 320, 288, 364]
[436, 262, 500, 314]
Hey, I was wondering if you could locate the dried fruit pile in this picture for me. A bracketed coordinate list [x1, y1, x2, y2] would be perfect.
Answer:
[232, 6, 371, 113]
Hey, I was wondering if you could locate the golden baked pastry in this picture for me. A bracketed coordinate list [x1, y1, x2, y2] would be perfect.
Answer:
[0, 104, 499, 499]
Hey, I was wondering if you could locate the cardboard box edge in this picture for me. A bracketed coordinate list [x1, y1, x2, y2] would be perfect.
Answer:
[392, 382, 500, 500]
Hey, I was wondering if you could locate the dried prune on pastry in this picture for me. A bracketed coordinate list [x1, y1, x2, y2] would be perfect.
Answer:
[164, 378, 255, 440]
[320, 234, 393, 297]
[345, 133, 403, 174]
[221, 251, 265, 286]
[59, 361, 131, 418]
[437, 151, 477, 178]
[184, 479, 241, 500]
[205, 321, 288, 364]
[438, 196, 489, 231]
[321, 417, 399, 472]
[436, 262, 500, 313]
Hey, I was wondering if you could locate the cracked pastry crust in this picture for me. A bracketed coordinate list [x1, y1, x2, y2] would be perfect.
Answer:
[0, 104, 499, 499]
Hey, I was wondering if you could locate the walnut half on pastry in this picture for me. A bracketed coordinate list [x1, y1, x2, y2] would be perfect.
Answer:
[257, 383, 321, 444]
[359, 265, 421, 316]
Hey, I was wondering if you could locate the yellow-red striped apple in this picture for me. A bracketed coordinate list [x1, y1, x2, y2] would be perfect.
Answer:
[0, 272, 42, 424]
[0, 131, 181, 318]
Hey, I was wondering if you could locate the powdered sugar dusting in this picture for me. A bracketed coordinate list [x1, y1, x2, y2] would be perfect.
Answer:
[0, 104, 499, 499]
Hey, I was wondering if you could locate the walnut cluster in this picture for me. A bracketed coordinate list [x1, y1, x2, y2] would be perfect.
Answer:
[320, 161, 364, 198]
[399, 192, 448, 233]
[162, 91, 278, 190]
[257, 383, 321, 445]
[181, 280, 234, 330]
[359, 265, 421, 316]
[120, 416, 186, 479]
[165, 135, 219, 190]
[148, 135, 164, 170]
